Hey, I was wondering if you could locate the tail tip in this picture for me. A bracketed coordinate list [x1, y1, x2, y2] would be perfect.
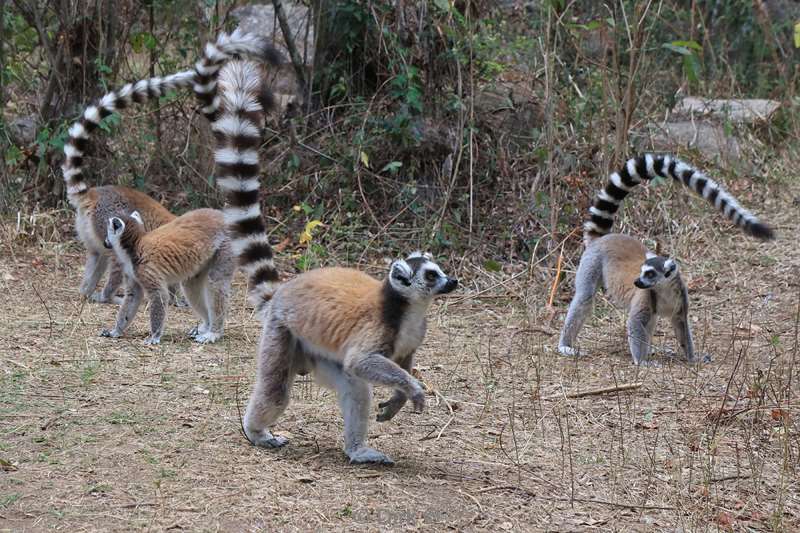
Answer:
[261, 45, 283, 66]
[748, 221, 775, 241]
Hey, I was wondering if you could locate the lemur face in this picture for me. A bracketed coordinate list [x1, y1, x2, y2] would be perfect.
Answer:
[104, 211, 143, 249]
[634, 256, 678, 289]
[389, 252, 458, 300]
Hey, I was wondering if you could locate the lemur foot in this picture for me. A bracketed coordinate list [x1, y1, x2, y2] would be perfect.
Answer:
[100, 328, 122, 338]
[187, 323, 210, 338]
[347, 446, 395, 466]
[89, 291, 122, 304]
[143, 336, 161, 346]
[635, 359, 660, 368]
[409, 385, 426, 414]
[558, 345, 579, 357]
[193, 331, 221, 344]
[246, 429, 288, 449]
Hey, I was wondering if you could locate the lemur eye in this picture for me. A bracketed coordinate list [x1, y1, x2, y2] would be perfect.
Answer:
[425, 270, 438, 282]
[645, 271, 656, 278]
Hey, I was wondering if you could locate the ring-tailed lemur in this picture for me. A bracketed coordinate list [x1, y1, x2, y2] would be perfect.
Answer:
[61, 29, 279, 304]
[212, 60, 458, 465]
[559, 154, 775, 365]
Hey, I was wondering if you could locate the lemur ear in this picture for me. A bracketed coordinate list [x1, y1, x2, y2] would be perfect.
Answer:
[390, 260, 412, 286]
[664, 258, 677, 277]
[129, 211, 143, 225]
[407, 251, 433, 261]
[110, 217, 125, 234]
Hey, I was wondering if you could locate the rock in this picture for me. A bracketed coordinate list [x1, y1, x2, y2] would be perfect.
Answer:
[231, 3, 315, 63]
[8, 116, 37, 146]
[672, 97, 781, 124]
[639, 121, 742, 164]
[231, 3, 312, 110]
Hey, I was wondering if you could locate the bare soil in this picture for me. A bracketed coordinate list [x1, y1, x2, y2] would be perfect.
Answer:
[1, 189, 798, 532]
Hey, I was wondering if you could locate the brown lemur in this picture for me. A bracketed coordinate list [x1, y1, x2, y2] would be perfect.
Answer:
[210, 58, 459, 465]
[558, 154, 775, 365]
[68, 32, 278, 344]
[61, 29, 279, 305]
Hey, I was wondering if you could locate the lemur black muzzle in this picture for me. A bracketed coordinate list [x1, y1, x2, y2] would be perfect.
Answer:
[633, 279, 649, 289]
[440, 278, 458, 294]
[103, 239, 112, 249]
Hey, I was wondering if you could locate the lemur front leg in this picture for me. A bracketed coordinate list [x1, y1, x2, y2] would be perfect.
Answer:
[80, 251, 109, 300]
[100, 280, 143, 338]
[670, 313, 707, 363]
[95, 258, 124, 304]
[376, 352, 414, 422]
[344, 352, 426, 413]
[143, 287, 169, 345]
[627, 309, 657, 366]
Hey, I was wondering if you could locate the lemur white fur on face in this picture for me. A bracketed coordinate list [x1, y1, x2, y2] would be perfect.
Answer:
[389, 251, 457, 301]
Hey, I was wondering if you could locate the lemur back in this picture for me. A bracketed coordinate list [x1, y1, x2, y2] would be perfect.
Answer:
[210, 56, 459, 466]
[61, 30, 280, 304]
[559, 154, 774, 365]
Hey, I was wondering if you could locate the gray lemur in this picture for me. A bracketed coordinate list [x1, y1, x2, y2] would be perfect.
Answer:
[558, 154, 775, 365]
[210, 59, 458, 465]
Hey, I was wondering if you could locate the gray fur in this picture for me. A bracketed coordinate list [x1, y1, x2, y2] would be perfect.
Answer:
[559, 236, 699, 365]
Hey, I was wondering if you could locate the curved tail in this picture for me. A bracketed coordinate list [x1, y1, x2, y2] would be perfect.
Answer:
[214, 60, 279, 316]
[583, 154, 775, 245]
[62, 30, 279, 206]
[193, 28, 281, 123]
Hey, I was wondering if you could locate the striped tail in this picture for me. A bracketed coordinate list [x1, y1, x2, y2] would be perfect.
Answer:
[214, 60, 280, 316]
[62, 29, 279, 206]
[61, 69, 197, 205]
[193, 28, 281, 123]
[583, 154, 775, 245]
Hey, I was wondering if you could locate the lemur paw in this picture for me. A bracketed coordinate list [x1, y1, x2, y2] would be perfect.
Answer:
[99, 328, 122, 338]
[143, 336, 161, 346]
[635, 359, 660, 368]
[558, 345, 579, 357]
[246, 430, 288, 449]
[409, 385, 426, 414]
[376, 395, 407, 422]
[347, 446, 395, 466]
[171, 295, 189, 308]
[689, 353, 712, 364]
[193, 331, 221, 344]
[187, 324, 209, 338]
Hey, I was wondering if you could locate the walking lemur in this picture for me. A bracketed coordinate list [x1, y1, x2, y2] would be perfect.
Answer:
[210, 59, 458, 465]
[558, 154, 774, 365]
[61, 29, 278, 305]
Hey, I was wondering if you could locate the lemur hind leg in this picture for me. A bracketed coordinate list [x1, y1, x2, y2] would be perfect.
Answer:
[243, 320, 295, 449]
[143, 286, 169, 345]
[628, 310, 657, 366]
[559, 251, 603, 357]
[196, 248, 234, 344]
[95, 258, 124, 304]
[80, 251, 109, 299]
[182, 273, 211, 339]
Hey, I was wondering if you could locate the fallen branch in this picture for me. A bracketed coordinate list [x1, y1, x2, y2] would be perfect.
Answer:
[547, 382, 643, 400]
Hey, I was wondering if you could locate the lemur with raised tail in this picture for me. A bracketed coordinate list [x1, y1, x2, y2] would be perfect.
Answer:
[61, 29, 279, 304]
[212, 59, 458, 465]
[558, 154, 775, 365]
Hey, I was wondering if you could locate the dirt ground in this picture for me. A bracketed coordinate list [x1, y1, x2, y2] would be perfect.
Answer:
[1, 185, 799, 531]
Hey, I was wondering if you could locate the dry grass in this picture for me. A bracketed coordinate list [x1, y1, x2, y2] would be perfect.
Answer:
[1, 183, 799, 532]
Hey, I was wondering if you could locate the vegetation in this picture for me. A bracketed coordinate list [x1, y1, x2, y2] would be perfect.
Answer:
[0, 1, 798, 530]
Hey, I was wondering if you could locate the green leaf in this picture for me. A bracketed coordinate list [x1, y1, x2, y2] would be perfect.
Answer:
[670, 40, 702, 51]
[795, 22, 800, 48]
[483, 259, 502, 272]
[359, 150, 370, 168]
[380, 161, 403, 174]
